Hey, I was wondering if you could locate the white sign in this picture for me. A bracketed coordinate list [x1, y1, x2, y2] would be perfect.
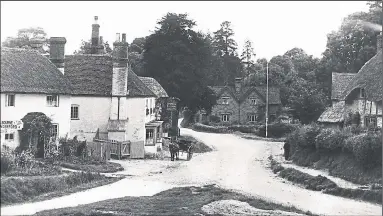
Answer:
[1, 120, 23, 133]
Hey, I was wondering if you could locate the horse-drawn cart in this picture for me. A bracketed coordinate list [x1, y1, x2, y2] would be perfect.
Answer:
[165, 137, 193, 161]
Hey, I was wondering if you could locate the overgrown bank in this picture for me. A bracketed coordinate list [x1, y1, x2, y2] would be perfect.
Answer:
[269, 156, 382, 204]
[285, 124, 382, 185]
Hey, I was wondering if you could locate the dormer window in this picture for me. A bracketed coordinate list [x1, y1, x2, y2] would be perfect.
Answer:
[221, 97, 230, 105]
[360, 88, 365, 98]
[250, 97, 257, 105]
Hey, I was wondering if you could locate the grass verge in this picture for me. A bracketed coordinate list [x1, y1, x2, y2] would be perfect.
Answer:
[179, 135, 213, 153]
[34, 184, 316, 216]
[1, 172, 122, 206]
[56, 157, 124, 173]
[269, 156, 382, 204]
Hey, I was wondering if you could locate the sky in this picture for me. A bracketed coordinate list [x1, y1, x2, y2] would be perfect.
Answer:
[1, 1, 370, 60]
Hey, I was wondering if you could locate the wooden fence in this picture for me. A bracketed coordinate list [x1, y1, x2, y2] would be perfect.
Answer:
[86, 139, 112, 162]
[110, 141, 131, 159]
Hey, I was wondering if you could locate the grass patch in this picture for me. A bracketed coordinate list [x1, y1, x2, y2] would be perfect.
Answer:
[57, 158, 124, 173]
[1, 172, 120, 206]
[179, 135, 213, 153]
[268, 157, 382, 204]
[34, 184, 315, 216]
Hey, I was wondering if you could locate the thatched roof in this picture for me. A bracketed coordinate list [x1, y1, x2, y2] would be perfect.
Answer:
[1, 48, 72, 94]
[331, 73, 356, 100]
[317, 102, 345, 123]
[64, 55, 155, 97]
[208, 85, 281, 105]
[342, 50, 382, 101]
[138, 76, 169, 98]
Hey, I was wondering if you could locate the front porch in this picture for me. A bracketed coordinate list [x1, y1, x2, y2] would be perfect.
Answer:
[145, 120, 164, 154]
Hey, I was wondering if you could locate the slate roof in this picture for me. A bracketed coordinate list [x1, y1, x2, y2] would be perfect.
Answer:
[331, 73, 356, 100]
[208, 85, 281, 105]
[64, 55, 156, 97]
[138, 76, 169, 98]
[1, 48, 72, 94]
[341, 50, 382, 101]
[317, 101, 345, 123]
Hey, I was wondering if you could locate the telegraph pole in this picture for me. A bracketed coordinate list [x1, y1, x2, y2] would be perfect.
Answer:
[265, 60, 269, 138]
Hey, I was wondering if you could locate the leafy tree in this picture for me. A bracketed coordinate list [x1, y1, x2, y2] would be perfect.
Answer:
[2, 27, 49, 54]
[213, 21, 238, 56]
[241, 39, 256, 76]
[128, 37, 147, 75]
[142, 13, 217, 113]
[73, 39, 112, 55]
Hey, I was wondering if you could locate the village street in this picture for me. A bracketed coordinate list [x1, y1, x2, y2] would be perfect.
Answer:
[1, 120, 381, 216]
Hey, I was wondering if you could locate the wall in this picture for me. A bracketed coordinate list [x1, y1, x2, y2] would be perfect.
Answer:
[126, 97, 146, 158]
[210, 91, 240, 124]
[70, 96, 111, 141]
[346, 98, 382, 126]
[0, 93, 71, 148]
[238, 91, 263, 124]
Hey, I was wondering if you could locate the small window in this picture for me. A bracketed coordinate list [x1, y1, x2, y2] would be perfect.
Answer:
[364, 116, 377, 128]
[248, 114, 256, 122]
[221, 114, 230, 122]
[71, 105, 79, 120]
[221, 97, 230, 105]
[150, 108, 153, 114]
[250, 98, 257, 105]
[5, 94, 15, 107]
[51, 124, 59, 138]
[156, 128, 161, 142]
[5, 133, 14, 141]
[47, 95, 59, 107]
[360, 89, 366, 98]
[146, 128, 154, 145]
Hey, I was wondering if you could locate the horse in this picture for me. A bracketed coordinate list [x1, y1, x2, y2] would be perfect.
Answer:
[169, 142, 180, 161]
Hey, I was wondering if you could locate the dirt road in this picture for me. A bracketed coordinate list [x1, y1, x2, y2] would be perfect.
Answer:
[144, 121, 381, 216]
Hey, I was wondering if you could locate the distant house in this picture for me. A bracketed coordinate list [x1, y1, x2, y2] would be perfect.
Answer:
[64, 16, 161, 158]
[0, 45, 72, 150]
[317, 73, 356, 128]
[208, 77, 282, 124]
[318, 32, 382, 128]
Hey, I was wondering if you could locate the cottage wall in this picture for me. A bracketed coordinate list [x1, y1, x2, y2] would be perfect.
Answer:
[210, 91, 240, 124]
[145, 97, 157, 123]
[345, 99, 382, 127]
[70, 96, 111, 141]
[126, 97, 146, 158]
[1, 93, 71, 148]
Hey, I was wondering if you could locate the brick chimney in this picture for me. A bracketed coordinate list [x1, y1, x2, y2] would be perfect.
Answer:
[49, 37, 66, 74]
[91, 16, 100, 48]
[110, 33, 129, 120]
[235, 77, 242, 93]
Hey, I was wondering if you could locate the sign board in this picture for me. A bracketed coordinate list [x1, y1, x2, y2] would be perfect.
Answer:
[1, 120, 23, 133]
[167, 102, 177, 111]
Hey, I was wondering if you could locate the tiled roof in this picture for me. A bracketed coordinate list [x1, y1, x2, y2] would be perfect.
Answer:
[208, 85, 281, 104]
[317, 101, 345, 123]
[138, 76, 169, 98]
[64, 55, 156, 97]
[1, 48, 72, 94]
[342, 50, 382, 101]
[331, 73, 356, 100]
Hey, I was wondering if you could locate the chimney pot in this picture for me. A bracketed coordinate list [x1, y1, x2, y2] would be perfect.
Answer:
[234, 77, 242, 93]
[116, 33, 120, 42]
[122, 33, 126, 42]
[94, 16, 98, 24]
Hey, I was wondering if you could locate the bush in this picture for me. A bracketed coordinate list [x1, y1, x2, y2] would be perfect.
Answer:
[1, 147, 15, 175]
[228, 125, 258, 134]
[256, 122, 299, 138]
[344, 132, 382, 168]
[192, 123, 228, 133]
[315, 128, 351, 152]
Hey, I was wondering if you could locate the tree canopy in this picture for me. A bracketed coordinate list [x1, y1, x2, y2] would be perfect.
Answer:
[2, 27, 49, 54]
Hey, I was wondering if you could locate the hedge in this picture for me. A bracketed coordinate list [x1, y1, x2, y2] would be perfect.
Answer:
[192, 123, 229, 133]
[315, 128, 351, 152]
[256, 122, 299, 138]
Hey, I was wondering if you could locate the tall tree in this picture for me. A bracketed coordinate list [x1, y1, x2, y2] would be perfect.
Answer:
[128, 37, 147, 75]
[142, 13, 216, 112]
[241, 39, 256, 76]
[2, 27, 49, 53]
[213, 21, 238, 56]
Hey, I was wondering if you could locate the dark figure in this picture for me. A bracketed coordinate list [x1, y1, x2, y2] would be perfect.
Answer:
[169, 142, 179, 161]
[283, 141, 290, 160]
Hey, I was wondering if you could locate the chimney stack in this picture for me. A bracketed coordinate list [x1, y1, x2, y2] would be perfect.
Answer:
[49, 37, 66, 74]
[91, 16, 100, 47]
[235, 77, 242, 93]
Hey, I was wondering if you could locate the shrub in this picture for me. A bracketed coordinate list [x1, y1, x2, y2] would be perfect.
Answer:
[256, 122, 299, 138]
[295, 123, 322, 149]
[344, 132, 382, 168]
[228, 125, 258, 134]
[192, 123, 228, 133]
[14, 150, 36, 169]
[315, 128, 351, 152]
[343, 125, 364, 135]
[1, 147, 15, 175]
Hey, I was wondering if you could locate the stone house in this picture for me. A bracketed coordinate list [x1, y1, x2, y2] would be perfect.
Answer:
[0, 44, 72, 149]
[208, 78, 282, 124]
[318, 32, 382, 128]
